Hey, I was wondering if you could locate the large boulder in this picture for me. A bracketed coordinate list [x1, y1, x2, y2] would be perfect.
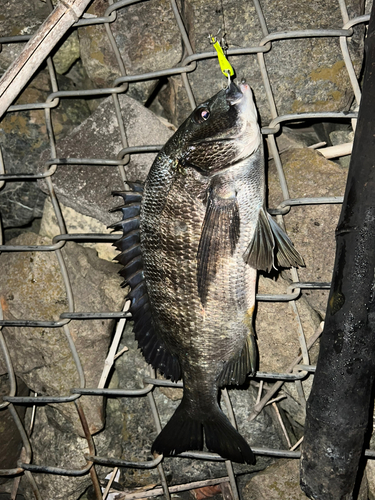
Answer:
[78, 0, 365, 126]
[268, 148, 348, 317]
[38, 93, 174, 225]
[0, 232, 124, 435]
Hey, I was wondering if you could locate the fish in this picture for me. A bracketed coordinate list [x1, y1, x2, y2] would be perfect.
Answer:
[112, 81, 304, 464]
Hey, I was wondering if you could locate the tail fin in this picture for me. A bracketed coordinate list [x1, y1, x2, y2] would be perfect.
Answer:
[151, 398, 255, 464]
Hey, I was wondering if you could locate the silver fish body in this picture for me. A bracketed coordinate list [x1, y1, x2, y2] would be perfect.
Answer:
[113, 82, 303, 464]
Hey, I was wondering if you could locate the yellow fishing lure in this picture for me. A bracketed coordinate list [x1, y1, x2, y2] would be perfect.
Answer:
[210, 34, 234, 80]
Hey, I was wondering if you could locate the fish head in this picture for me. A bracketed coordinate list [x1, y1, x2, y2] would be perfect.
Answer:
[168, 81, 261, 174]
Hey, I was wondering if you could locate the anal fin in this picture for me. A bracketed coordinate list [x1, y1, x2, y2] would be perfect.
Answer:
[217, 328, 257, 387]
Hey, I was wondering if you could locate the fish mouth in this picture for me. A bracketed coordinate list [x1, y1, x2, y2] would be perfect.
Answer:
[226, 81, 244, 105]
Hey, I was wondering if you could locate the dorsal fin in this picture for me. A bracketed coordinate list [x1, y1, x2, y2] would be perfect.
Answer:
[112, 189, 181, 382]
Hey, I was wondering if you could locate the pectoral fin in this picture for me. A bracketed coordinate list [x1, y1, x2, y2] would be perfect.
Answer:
[243, 208, 304, 272]
[268, 213, 305, 269]
[197, 184, 240, 306]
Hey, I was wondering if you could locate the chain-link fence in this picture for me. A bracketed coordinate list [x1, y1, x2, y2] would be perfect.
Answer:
[0, 0, 372, 498]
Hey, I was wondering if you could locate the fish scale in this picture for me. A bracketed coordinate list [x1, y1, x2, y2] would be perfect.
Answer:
[114, 81, 304, 464]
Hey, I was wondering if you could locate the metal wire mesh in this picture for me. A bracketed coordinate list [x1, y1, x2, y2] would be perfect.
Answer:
[0, 0, 371, 498]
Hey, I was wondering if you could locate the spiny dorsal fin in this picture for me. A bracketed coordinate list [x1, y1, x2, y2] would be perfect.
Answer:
[112, 189, 181, 382]
[243, 208, 304, 272]
[197, 182, 240, 306]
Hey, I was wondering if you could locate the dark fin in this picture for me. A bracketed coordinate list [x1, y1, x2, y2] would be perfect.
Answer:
[197, 185, 240, 306]
[108, 216, 140, 233]
[114, 230, 140, 252]
[243, 209, 304, 272]
[152, 397, 255, 464]
[217, 328, 257, 387]
[152, 399, 203, 457]
[127, 182, 144, 193]
[204, 408, 255, 464]
[243, 208, 274, 272]
[112, 190, 181, 382]
[267, 214, 305, 269]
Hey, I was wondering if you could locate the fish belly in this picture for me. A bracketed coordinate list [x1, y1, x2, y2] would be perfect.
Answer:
[141, 165, 258, 384]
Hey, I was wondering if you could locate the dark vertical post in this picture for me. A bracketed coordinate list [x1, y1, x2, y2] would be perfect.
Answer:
[300, 4, 375, 498]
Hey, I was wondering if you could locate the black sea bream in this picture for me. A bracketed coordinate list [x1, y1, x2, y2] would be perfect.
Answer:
[113, 81, 304, 464]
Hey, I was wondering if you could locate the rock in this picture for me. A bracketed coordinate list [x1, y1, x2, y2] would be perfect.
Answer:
[256, 275, 321, 427]
[38, 93, 174, 226]
[245, 456, 367, 499]
[367, 459, 375, 500]
[256, 276, 321, 373]
[39, 197, 120, 262]
[267, 148, 348, 317]
[78, 0, 183, 102]
[242, 459, 308, 499]
[18, 403, 123, 500]
[0, 70, 92, 228]
[110, 321, 286, 487]
[75, 1, 365, 127]
[52, 31, 80, 75]
[0, 0, 50, 77]
[158, 0, 365, 126]
[0, 376, 29, 482]
[0, 232, 124, 435]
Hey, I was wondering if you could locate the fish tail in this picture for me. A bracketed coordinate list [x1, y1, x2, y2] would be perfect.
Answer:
[203, 407, 255, 464]
[152, 399, 203, 457]
[151, 398, 255, 465]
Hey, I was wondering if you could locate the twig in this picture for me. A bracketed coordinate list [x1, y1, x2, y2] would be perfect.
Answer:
[98, 300, 130, 389]
[249, 322, 323, 421]
[0, 0, 92, 119]
[272, 402, 291, 448]
[290, 436, 304, 451]
[317, 142, 353, 159]
[103, 467, 120, 500]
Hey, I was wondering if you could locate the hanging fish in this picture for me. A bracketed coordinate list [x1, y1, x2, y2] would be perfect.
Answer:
[112, 81, 304, 464]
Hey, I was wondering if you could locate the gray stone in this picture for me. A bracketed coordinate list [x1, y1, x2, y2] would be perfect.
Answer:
[157, 0, 365, 126]
[0, 70, 92, 228]
[38, 93, 174, 226]
[75, 1, 365, 127]
[0, 0, 50, 77]
[78, 0, 183, 103]
[19, 403, 123, 500]
[267, 148, 348, 317]
[0, 232, 124, 435]
[111, 321, 286, 487]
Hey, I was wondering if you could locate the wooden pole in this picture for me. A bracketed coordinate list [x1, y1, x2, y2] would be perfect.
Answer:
[0, 0, 92, 119]
[300, 3, 375, 498]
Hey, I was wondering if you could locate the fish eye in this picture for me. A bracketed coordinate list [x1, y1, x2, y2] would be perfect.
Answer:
[201, 109, 210, 120]
[194, 107, 210, 124]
